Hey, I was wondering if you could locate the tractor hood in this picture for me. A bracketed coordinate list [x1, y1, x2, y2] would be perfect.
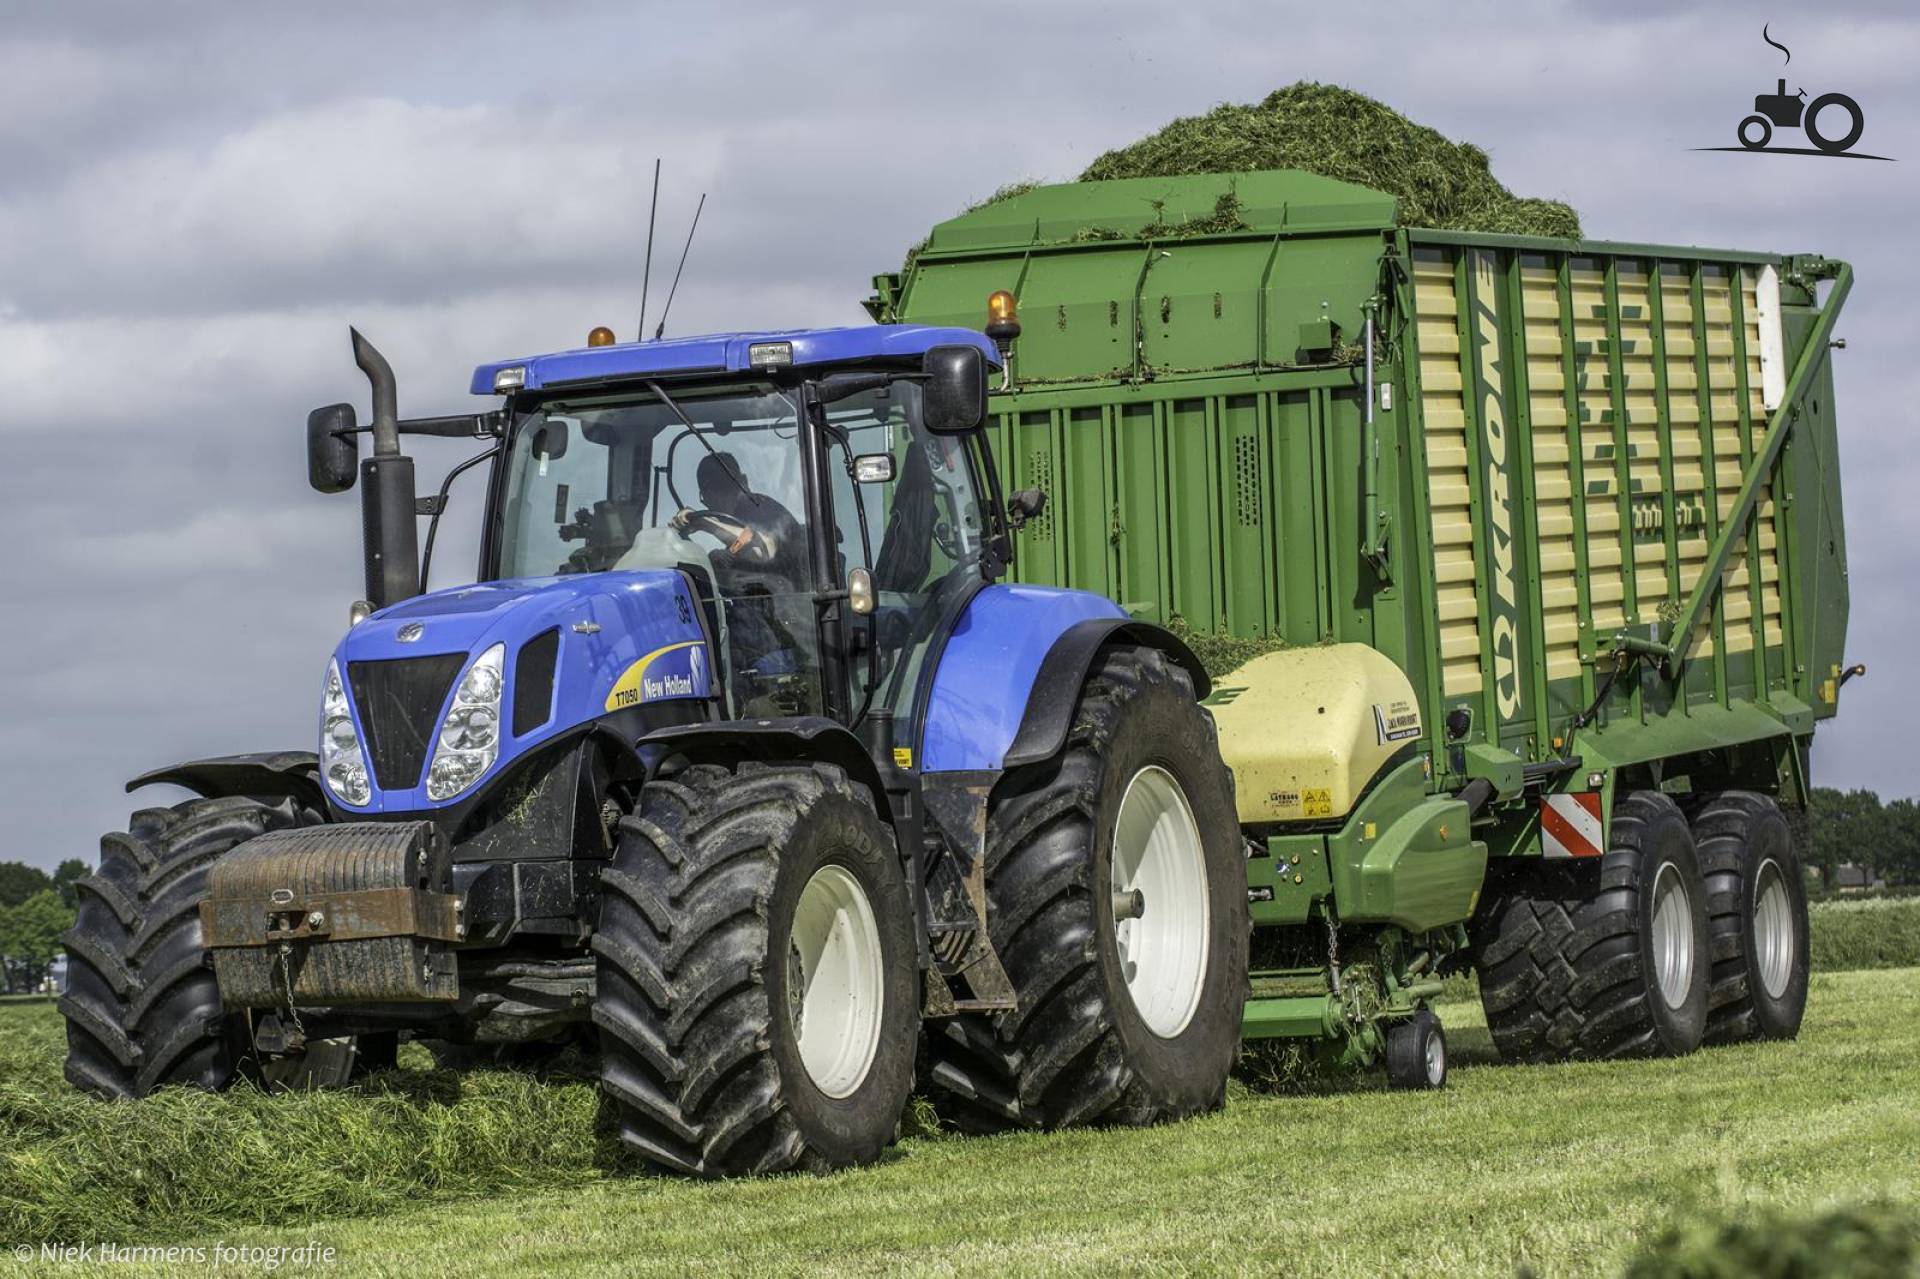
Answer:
[324, 571, 712, 813]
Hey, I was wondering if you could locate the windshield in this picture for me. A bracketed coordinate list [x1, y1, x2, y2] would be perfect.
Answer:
[493, 376, 988, 732]
[497, 383, 807, 581]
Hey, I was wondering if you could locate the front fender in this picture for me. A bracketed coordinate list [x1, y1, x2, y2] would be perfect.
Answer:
[127, 752, 325, 812]
[639, 717, 890, 818]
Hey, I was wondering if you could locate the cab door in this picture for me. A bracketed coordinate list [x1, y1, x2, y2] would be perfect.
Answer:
[819, 381, 990, 769]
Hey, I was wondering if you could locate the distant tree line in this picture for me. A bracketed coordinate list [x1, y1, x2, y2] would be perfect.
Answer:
[1794, 788, 1920, 893]
[0, 859, 83, 993]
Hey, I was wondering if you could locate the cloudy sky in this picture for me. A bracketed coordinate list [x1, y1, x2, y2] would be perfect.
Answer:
[1, 1, 1914, 870]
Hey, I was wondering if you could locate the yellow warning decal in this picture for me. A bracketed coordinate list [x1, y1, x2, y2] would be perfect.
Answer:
[892, 747, 913, 770]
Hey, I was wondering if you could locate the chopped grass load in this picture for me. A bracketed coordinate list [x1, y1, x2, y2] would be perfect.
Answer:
[1079, 82, 1580, 239]
[905, 82, 1581, 273]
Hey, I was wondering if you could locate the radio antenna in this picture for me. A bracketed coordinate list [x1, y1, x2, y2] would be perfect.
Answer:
[637, 157, 661, 340]
[653, 192, 706, 341]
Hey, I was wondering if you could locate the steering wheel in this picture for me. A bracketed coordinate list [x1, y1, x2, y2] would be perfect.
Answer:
[673, 508, 777, 566]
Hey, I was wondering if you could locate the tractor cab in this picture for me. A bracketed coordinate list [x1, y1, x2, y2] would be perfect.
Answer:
[304, 325, 1021, 825]
[479, 330, 1004, 747]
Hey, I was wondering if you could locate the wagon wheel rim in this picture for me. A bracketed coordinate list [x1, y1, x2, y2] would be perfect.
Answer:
[1650, 861, 1696, 1009]
[1112, 764, 1211, 1039]
[1424, 1025, 1446, 1087]
[1752, 857, 1795, 1000]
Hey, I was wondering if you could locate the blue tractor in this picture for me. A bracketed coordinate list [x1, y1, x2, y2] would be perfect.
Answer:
[60, 323, 1247, 1175]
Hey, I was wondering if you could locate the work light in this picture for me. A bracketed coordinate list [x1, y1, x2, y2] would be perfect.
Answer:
[748, 341, 793, 370]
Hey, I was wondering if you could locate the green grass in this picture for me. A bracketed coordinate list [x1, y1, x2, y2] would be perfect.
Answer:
[3, 969, 1917, 1276]
[1811, 896, 1920, 972]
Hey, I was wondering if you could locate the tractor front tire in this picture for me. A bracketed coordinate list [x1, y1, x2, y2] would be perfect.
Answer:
[1691, 791, 1809, 1043]
[593, 762, 918, 1177]
[928, 644, 1247, 1132]
[1474, 791, 1709, 1061]
[61, 796, 306, 1098]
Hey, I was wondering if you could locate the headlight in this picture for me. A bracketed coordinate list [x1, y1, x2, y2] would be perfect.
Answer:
[320, 660, 371, 807]
[427, 644, 505, 801]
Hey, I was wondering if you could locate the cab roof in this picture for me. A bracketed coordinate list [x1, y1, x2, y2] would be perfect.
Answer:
[470, 324, 999, 395]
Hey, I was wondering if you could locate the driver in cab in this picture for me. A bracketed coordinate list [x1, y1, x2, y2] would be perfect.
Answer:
[671, 451, 805, 582]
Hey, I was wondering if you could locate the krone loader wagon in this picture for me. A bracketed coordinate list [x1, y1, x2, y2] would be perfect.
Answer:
[874, 168, 1854, 1083]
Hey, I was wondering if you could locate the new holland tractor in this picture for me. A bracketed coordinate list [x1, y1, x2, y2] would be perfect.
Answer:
[59, 324, 1248, 1175]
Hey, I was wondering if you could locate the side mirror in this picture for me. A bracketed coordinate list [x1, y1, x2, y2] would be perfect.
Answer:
[307, 403, 359, 494]
[1007, 488, 1047, 529]
[922, 344, 987, 434]
[531, 420, 569, 462]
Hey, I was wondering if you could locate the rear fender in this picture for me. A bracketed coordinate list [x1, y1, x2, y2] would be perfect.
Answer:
[1000, 620, 1208, 770]
[921, 584, 1204, 773]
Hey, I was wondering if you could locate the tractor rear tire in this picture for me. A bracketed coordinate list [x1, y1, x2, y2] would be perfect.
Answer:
[927, 644, 1247, 1132]
[60, 796, 308, 1098]
[593, 762, 918, 1177]
[1691, 791, 1809, 1043]
[1473, 791, 1709, 1061]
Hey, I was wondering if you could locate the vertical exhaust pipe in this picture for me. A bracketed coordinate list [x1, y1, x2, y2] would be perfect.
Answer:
[350, 328, 420, 607]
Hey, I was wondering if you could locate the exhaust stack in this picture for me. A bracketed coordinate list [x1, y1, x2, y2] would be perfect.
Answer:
[351, 328, 421, 608]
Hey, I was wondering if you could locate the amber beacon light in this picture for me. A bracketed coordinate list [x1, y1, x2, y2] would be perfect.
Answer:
[587, 326, 617, 348]
[985, 290, 1021, 348]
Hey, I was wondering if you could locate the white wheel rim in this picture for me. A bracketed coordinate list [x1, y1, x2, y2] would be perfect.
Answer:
[788, 864, 884, 1099]
[1425, 1028, 1445, 1087]
[1753, 858, 1795, 1000]
[1111, 765, 1210, 1039]
[1650, 862, 1695, 1009]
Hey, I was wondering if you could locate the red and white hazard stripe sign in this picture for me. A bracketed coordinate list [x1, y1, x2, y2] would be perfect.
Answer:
[1540, 792, 1605, 859]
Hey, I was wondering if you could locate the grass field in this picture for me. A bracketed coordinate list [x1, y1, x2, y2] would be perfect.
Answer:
[4, 961, 1918, 1277]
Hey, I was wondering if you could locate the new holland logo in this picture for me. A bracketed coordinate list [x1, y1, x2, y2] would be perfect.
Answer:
[395, 622, 425, 643]
[605, 640, 710, 711]
[1470, 251, 1522, 721]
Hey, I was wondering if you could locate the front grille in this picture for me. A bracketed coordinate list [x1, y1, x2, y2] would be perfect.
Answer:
[348, 654, 467, 791]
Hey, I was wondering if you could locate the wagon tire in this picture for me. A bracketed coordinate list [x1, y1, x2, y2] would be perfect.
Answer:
[1690, 791, 1809, 1043]
[1385, 1009, 1447, 1090]
[1474, 791, 1709, 1061]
